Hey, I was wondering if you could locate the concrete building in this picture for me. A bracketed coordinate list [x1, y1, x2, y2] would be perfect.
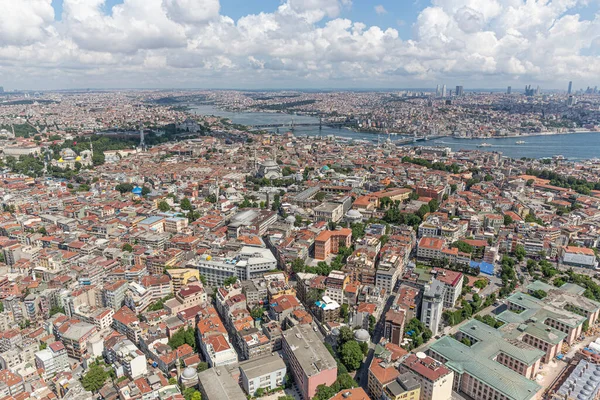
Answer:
[239, 353, 287, 395]
[325, 270, 348, 305]
[190, 246, 277, 286]
[560, 246, 599, 269]
[383, 372, 421, 400]
[166, 268, 200, 292]
[61, 322, 98, 360]
[198, 366, 246, 400]
[314, 228, 352, 260]
[428, 321, 542, 400]
[35, 342, 69, 380]
[399, 353, 453, 400]
[420, 280, 444, 336]
[282, 325, 337, 400]
[431, 269, 463, 308]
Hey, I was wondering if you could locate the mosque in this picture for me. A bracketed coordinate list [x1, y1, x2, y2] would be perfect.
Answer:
[51, 148, 93, 170]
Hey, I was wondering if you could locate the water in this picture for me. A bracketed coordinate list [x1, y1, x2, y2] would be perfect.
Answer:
[189, 104, 600, 160]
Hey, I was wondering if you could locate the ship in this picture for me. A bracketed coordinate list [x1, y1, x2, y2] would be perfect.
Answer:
[516, 140, 526, 144]
[477, 143, 492, 148]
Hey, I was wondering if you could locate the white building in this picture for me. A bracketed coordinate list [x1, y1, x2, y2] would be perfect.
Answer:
[240, 353, 287, 395]
[190, 246, 277, 286]
[421, 280, 444, 336]
[201, 333, 238, 367]
[35, 342, 69, 380]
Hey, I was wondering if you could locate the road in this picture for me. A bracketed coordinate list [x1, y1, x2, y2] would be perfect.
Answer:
[356, 294, 395, 390]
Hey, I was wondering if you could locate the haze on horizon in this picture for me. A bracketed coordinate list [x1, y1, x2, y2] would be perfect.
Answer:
[1, 0, 599, 91]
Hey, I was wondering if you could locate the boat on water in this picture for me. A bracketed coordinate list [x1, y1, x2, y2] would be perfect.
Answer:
[516, 140, 526, 144]
[477, 143, 492, 148]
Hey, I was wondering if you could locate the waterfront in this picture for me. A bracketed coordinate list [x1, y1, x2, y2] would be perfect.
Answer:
[190, 104, 600, 160]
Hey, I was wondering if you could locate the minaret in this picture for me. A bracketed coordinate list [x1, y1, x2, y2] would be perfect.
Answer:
[139, 126, 145, 150]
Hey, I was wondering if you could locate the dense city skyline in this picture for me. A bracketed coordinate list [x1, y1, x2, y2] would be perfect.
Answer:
[1, 0, 599, 90]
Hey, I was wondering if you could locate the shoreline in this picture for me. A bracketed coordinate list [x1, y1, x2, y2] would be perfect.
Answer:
[189, 103, 597, 140]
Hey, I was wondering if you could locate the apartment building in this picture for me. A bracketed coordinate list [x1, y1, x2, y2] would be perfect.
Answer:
[314, 228, 352, 260]
[240, 353, 287, 395]
[282, 325, 337, 400]
[431, 269, 463, 308]
[399, 353, 453, 400]
[35, 342, 69, 380]
[420, 280, 444, 336]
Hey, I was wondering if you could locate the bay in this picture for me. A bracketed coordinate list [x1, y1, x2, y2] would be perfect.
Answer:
[189, 104, 600, 160]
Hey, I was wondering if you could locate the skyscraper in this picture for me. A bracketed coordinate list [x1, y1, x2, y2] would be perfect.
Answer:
[435, 84, 440, 97]
[507, 86, 512, 94]
[568, 81, 573, 94]
[455, 86, 464, 96]
[441, 85, 446, 98]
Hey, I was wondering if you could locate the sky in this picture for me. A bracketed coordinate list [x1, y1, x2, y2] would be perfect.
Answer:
[0, 0, 599, 90]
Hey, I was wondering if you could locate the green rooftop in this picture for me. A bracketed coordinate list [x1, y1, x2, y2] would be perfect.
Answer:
[429, 329, 542, 400]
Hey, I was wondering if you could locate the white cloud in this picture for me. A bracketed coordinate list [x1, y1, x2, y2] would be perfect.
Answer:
[0, 0, 55, 46]
[374, 5, 387, 15]
[162, 0, 220, 24]
[0, 0, 599, 89]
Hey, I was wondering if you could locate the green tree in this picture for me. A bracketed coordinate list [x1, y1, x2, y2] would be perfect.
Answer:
[340, 341, 363, 371]
[222, 276, 238, 287]
[122, 243, 133, 252]
[291, 258, 305, 274]
[49, 305, 65, 316]
[503, 214, 513, 226]
[181, 197, 192, 210]
[336, 373, 358, 389]
[81, 363, 108, 393]
[359, 341, 369, 356]
[314, 384, 337, 400]
[196, 362, 208, 372]
[340, 304, 349, 322]
[428, 199, 439, 213]
[417, 204, 430, 219]
[168, 377, 177, 385]
[338, 326, 354, 346]
[168, 327, 196, 350]
[514, 245, 526, 261]
[250, 306, 265, 320]
[531, 289, 547, 299]
[158, 201, 171, 212]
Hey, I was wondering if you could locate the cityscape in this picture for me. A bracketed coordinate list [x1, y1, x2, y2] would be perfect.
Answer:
[1, 1, 600, 400]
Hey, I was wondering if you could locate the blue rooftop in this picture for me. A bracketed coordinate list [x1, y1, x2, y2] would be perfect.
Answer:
[471, 261, 495, 275]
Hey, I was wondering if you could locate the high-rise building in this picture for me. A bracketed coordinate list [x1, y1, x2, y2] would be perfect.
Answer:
[507, 86, 512, 94]
[568, 81, 573, 94]
[567, 95, 575, 107]
[0, 87, 4, 93]
[455, 86, 463, 96]
[435, 85, 440, 97]
[420, 279, 444, 336]
[441, 85, 446, 98]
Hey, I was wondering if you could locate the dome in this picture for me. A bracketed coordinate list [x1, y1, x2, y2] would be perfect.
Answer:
[354, 329, 370, 343]
[285, 216, 296, 224]
[182, 367, 196, 380]
[132, 187, 142, 194]
[321, 165, 330, 171]
[263, 159, 278, 167]
[225, 187, 237, 194]
[346, 210, 362, 218]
